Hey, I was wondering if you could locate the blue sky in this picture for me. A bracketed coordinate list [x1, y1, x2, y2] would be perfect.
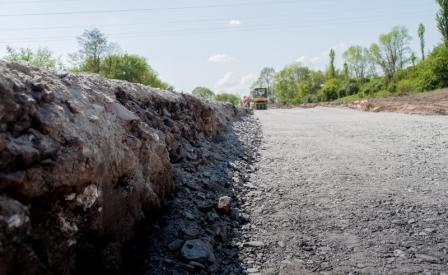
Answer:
[0, 0, 441, 96]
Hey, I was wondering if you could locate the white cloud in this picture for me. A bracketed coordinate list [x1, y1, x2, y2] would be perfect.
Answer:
[208, 54, 237, 63]
[215, 72, 256, 96]
[228, 20, 242, 26]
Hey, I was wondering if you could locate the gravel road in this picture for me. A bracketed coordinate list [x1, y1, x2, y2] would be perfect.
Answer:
[239, 108, 448, 274]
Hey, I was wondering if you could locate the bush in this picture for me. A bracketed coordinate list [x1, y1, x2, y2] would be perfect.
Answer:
[99, 54, 168, 89]
[213, 93, 241, 106]
[423, 45, 448, 89]
[301, 94, 319, 103]
[318, 79, 341, 101]
[360, 78, 385, 96]
[192, 87, 214, 99]
[395, 79, 422, 95]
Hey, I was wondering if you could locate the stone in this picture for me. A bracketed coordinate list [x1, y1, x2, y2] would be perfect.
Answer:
[206, 211, 219, 223]
[181, 239, 214, 262]
[247, 267, 260, 273]
[188, 261, 205, 270]
[230, 207, 240, 220]
[217, 196, 232, 214]
[180, 223, 201, 240]
[244, 241, 265, 248]
[168, 240, 184, 251]
[393, 249, 406, 258]
[184, 211, 196, 221]
[416, 254, 440, 263]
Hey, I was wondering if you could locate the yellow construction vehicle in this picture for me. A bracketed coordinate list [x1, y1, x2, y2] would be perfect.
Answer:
[252, 88, 268, 110]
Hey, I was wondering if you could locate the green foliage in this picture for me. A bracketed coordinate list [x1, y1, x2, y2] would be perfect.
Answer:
[213, 93, 241, 106]
[100, 54, 168, 89]
[328, 49, 336, 78]
[360, 77, 385, 96]
[416, 45, 448, 90]
[395, 79, 422, 95]
[274, 64, 315, 104]
[370, 26, 412, 80]
[343, 63, 349, 79]
[73, 28, 117, 73]
[192, 87, 214, 99]
[437, 0, 448, 47]
[4, 46, 60, 69]
[318, 79, 341, 101]
[418, 23, 426, 60]
[343, 45, 370, 79]
[251, 67, 276, 102]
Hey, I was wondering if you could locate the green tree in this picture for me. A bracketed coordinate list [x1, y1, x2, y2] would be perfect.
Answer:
[192, 87, 214, 99]
[252, 67, 276, 102]
[436, 0, 448, 47]
[328, 49, 336, 78]
[100, 54, 168, 89]
[4, 46, 60, 69]
[418, 23, 426, 60]
[370, 26, 412, 80]
[410, 52, 417, 66]
[75, 28, 116, 73]
[343, 63, 349, 79]
[213, 92, 241, 106]
[274, 64, 312, 103]
[343, 45, 370, 79]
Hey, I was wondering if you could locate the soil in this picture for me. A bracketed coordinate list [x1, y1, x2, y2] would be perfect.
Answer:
[346, 89, 448, 115]
[298, 89, 448, 116]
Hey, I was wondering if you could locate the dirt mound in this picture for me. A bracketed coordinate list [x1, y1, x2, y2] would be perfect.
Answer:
[346, 89, 448, 115]
[0, 61, 243, 274]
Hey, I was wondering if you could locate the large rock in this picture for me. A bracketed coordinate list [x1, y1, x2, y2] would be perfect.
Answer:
[0, 61, 242, 274]
[180, 239, 215, 262]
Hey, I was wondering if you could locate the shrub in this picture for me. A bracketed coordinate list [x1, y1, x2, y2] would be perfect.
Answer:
[213, 93, 241, 106]
[395, 79, 422, 95]
[360, 78, 385, 96]
[318, 79, 341, 101]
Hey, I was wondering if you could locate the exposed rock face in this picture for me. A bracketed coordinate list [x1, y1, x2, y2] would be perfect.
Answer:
[0, 61, 241, 274]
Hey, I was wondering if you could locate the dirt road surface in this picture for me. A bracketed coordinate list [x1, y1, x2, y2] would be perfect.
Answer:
[239, 108, 448, 274]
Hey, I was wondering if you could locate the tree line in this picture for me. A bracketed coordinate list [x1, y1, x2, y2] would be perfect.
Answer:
[251, 0, 448, 104]
[3, 28, 169, 90]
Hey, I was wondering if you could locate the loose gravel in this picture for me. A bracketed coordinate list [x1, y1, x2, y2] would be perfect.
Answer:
[239, 107, 448, 274]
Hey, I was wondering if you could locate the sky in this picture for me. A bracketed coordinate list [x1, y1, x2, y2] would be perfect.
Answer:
[0, 0, 442, 96]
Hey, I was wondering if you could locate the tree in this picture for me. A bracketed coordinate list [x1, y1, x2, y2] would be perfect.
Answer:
[4, 46, 60, 69]
[370, 26, 412, 80]
[75, 28, 116, 73]
[100, 54, 168, 89]
[410, 52, 417, 66]
[328, 49, 336, 78]
[192, 87, 214, 99]
[213, 92, 241, 106]
[252, 67, 276, 102]
[436, 0, 448, 47]
[343, 46, 370, 79]
[273, 64, 312, 103]
[343, 63, 349, 79]
[418, 23, 426, 60]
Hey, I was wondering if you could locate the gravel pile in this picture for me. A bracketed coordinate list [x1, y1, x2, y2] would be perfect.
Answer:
[127, 116, 262, 274]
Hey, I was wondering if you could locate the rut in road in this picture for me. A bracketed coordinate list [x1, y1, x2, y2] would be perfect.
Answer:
[238, 108, 448, 275]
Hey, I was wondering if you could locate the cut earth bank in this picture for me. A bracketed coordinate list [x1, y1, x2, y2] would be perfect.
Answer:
[0, 61, 258, 274]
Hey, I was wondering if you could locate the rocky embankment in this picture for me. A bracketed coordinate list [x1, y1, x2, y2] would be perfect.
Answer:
[0, 61, 245, 274]
[128, 116, 261, 274]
